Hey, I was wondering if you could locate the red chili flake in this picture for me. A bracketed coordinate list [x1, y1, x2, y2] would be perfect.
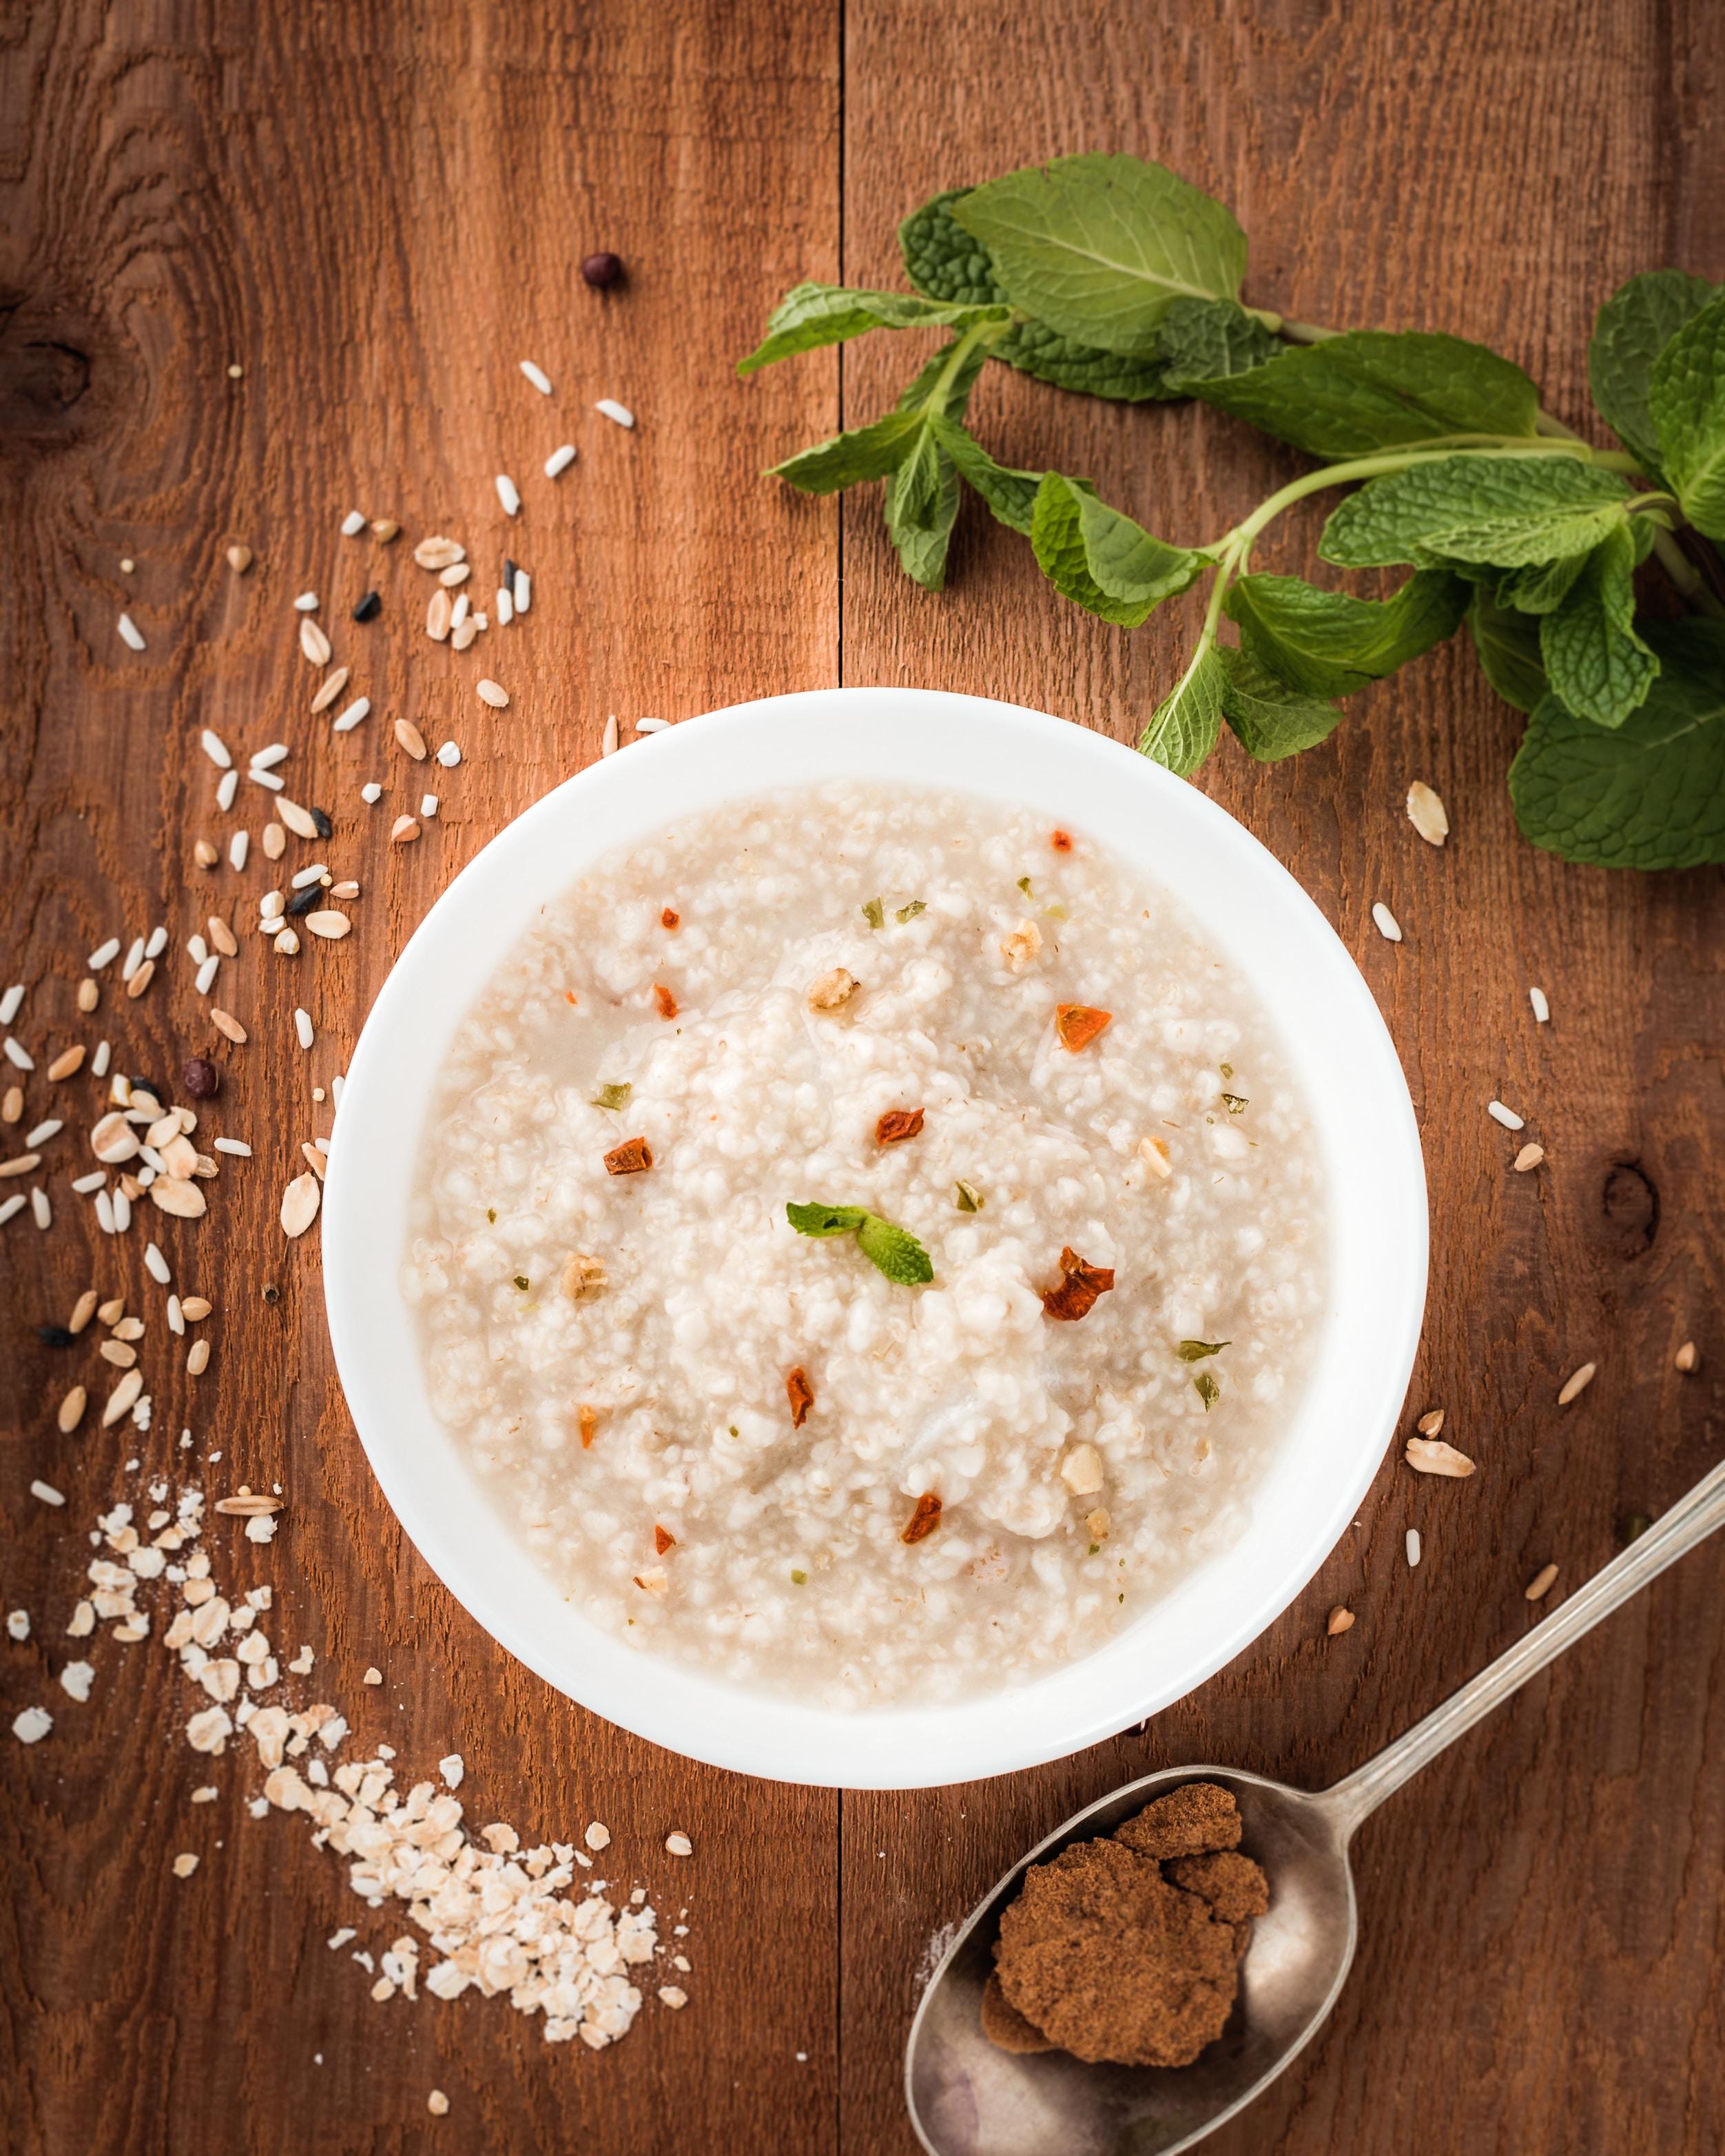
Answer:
[653, 1523, 676, 1555]
[653, 983, 679, 1020]
[902, 1491, 943, 1545]
[1055, 1003, 1112, 1053]
[603, 1136, 652, 1174]
[579, 1404, 598, 1450]
[786, 1365, 815, 1427]
[661, 907, 680, 930]
[874, 1107, 925, 1146]
[1041, 1246, 1116, 1322]
[1050, 829, 1073, 852]
[564, 990, 579, 1006]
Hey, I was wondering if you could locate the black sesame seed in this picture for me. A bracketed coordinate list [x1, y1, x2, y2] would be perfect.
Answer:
[132, 1075, 158, 1095]
[37, 1325, 77, 1347]
[504, 557, 518, 588]
[262, 1283, 281, 1305]
[310, 806, 333, 839]
[353, 590, 382, 623]
[581, 251, 624, 289]
[286, 884, 322, 917]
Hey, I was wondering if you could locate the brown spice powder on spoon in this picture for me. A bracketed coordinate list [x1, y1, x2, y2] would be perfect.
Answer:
[982, 1782, 1268, 2069]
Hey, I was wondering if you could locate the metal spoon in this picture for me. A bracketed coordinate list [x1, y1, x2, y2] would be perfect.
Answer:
[907, 1455, 1725, 2156]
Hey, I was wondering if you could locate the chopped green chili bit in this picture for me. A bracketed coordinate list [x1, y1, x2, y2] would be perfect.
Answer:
[1194, 1371, 1221, 1409]
[790, 1568, 808, 1585]
[1220, 1063, 1234, 1079]
[1177, 1338, 1230, 1361]
[591, 1081, 632, 1110]
[862, 896, 885, 929]
[513, 1275, 530, 1291]
[1220, 1092, 1249, 1115]
[1017, 875, 1033, 895]
[953, 1179, 984, 1212]
[895, 898, 927, 922]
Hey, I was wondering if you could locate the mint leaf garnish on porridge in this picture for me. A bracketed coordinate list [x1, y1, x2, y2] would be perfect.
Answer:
[894, 898, 927, 922]
[1177, 1339, 1231, 1361]
[591, 1081, 632, 1110]
[862, 897, 885, 929]
[855, 1214, 936, 1285]
[785, 1201, 869, 1236]
[1194, 1372, 1222, 1410]
[953, 1179, 984, 1212]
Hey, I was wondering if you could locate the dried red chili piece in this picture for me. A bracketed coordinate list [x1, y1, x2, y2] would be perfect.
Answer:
[1041, 1246, 1115, 1322]
[653, 983, 679, 1020]
[786, 1365, 814, 1427]
[1055, 1004, 1112, 1053]
[875, 1107, 925, 1146]
[579, 1404, 599, 1450]
[653, 1523, 676, 1555]
[661, 907, 679, 930]
[902, 1491, 943, 1544]
[603, 1136, 652, 1174]
[1050, 829, 1073, 852]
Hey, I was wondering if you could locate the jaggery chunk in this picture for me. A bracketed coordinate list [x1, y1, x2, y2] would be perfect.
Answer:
[980, 1973, 1055, 2053]
[1166, 1850, 1270, 1925]
[1113, 1781, 1242, 1860]
[993, 1840, 1238, 2069]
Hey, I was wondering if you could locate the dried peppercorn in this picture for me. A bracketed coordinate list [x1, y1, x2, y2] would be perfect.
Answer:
[310, 805, 333, 838]
[581, 251, 624, 288]
[180, 1057, 220, 1099]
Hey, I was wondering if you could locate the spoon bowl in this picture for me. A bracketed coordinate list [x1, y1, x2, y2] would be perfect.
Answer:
[907, 1454, 1725, 2155]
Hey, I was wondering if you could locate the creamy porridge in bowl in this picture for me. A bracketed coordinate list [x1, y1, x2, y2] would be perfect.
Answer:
[404, 787, 1323, 1708]
[324, 687, 1425, 1785]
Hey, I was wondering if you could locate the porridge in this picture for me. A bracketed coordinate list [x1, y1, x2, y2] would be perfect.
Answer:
[404, 783, 1325, 1708]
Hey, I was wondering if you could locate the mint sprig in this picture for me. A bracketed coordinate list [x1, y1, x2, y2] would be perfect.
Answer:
[787, 1201, 933, 1285]
[739, 154, 1725, 870]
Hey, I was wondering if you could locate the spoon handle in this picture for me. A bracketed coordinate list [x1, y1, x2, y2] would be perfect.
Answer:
[1321, 1453, 1725, 1835]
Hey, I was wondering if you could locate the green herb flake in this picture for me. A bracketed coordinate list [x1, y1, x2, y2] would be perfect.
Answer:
[1177, 1339, 1231, 1362]
[1017, 875, 1033, 895]
[513, 1275, 530, 1292]
[790, 1568, 809, 1585]
[953, 1180, 984, 1212]
[591, 1081, 632, 1111]
[486, 1208, 497, 1223]
[787, 1199, 933, 1284]
[1194, 1371, 1221, 1410]
[862, 897, 885, 929]
[1219, 1063, 1233, 1079]
[1088, 1542, 1100, 1555]
[1220, 1092, 1249, 1115]
[896, 899, 927, 923]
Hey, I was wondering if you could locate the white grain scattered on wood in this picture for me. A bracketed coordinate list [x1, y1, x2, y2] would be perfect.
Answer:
[1371, 902, 1403, 943]
[88, 937, 120, 971]
[1405, 780, 1449, 845]
[495, 473, 521, 517]
[117, 613, 146, 652]
[1487, 1099, 1525, 1131]
[1529, 986, 1550, 1024]
[1405, 1528, 1421, 1567]
[250, 743, 289, 771]
[595, 399, 634, 428]
[1556, 1361, 1596, 1406]
[340, 510, 366, 537]
[216, 769, 238, 811]
[544, 443, 576, 478]
[519, 360, 552, 395]
[294, 1008, 314, 1050]
[200, 730, 232, 769]
[229, 830, 249, 871]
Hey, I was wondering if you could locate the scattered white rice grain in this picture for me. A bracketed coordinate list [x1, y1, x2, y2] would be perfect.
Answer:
[294, 1008, 314, 1050]
[31, 1480, 65, 1506]
[6, 1611, 26, 1641]
[601, 714, 620, 757]
[250, 743, 289, 771]
[291, 863, 328, 889]
[0, 986, 20, 1026]
[1405, 1527, 1421, 1568]
[664, 1831, 693, 1858]
[121, 937, 145, 981]
[195, 955, 219, 995]
[249, 768, 284, 792]
[583, 1821, 611, 1851]
[595, 399, 634, 428]
[519, 360, 552, 395]
[112, 1188, 132, 1230]
[118, 613, 146, 652]
[23, 1117, 59, 1146]
[420, 794, 439, 819]
[0, 1193, 23, 1226]
[340, 510, 366, 537]
[145, 925, 167, 959]
[216, 769, 238, 811]
[4, 1038, 34, 1070]
[167, 1294, 184, 1335]
[1371, 902, 1403, 942]
[60, 1661, 94, 1703]
[72, 1171, 105, 1194]
[451, 592, 471, 628]
[88, 937, 120, 971]
[92, 1041, 111, 1077]
[187, 933, 209, 964]
[636, 716, 669, 734]
[1556, 1361, 1596, 1406]
[1405, 781, 1449, 846]
[1529, 986, 1550, 1024]
[144, 1241, 171, 1284]
[293, 592, 320, 612]
[94, 1189, 115, 1232]
[200, 730, 233, 770]
[360, 782, 382, 805]
[30, 1187, 49, 1229]
[213, 1137, 251, 1157]
[435, 741, 460, 767]
[495, 474, 521, 517]
[476, 680, 509, 709]
[229, 831, 249, 871]
[496, 586, 514, 627]
[1487, 1100, 1525, 1132]
[544, 443, 576, 478]
[437, 1752, 464, 1787]
[513, 570, 530, 614]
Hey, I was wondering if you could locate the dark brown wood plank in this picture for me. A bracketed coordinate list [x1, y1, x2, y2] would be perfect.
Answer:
[1, 5, 840, 2152]
[838, 5, 1725, 2153]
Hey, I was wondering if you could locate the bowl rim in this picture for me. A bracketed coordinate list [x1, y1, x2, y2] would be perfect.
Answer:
[323, 685, 1427, 1788]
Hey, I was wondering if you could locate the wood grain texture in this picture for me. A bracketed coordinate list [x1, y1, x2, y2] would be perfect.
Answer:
[1, 1, 1722, 2153]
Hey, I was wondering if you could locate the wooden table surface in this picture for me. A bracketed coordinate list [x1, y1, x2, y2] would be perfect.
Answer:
[4, 4, 1722, 2151]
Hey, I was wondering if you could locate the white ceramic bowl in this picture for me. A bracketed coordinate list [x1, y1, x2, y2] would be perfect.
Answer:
[324, 687, 1426, 1789]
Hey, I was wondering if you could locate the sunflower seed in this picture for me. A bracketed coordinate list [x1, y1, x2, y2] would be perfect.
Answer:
[150, 1176, 207, 1219]
[476, 679, 509, 709]
[298, 616, 332, 667]
[226, 544, 253, 573]
[276, 798, 319, 840]
[1524, 1562, 1559, 1602]
[1675, 1340, 1698, 1373]
[311, 667, 351, 714]
[1405, 781, 1449, 845]
[280, 1172, 321, 1238]
[1405, 1436, 1475, 1477]
[1513, 1142, 1545, 1172]
[304, 911, 351, 940]
[1371, 902, 1403, 942]
[426, 589, 453, 642]
[412, 536, 464, 572]
[1556, 1361, 1596, 1406]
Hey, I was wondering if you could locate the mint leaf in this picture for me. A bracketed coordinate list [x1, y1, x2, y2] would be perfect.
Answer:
[951, 154, 1248, 357]
[1538, 524, 1659, 729]
[929, 416, 1041, 534]
[1648, 290, 1725, 539]
[1139, 644, 1228, 776]
[737, 282, 1010, 376]
[1216, 647, 1342, 760]
[1155, 297, 1281, 383]
[786, 1202, 868, 1237]
[900, 187, 1179, 402]
[1589, 269, 1717, 479]
[769, 411, 925, 494]
[1468, 592, 1549, 713]
[1320, 454, 1635, 570]
[856, 1214, 935, 1285]
[1491, 550, 1593, 615]
[884, 420, 960, 589]
[1177, 331, 1540, 459]
[1224, 568, 1467, 696]
[862, 897, 884, 929]
[1509, 620, 1725, 868]
[1031, 473, 1205, 627]
[1177, 1338, 1230, 1360]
